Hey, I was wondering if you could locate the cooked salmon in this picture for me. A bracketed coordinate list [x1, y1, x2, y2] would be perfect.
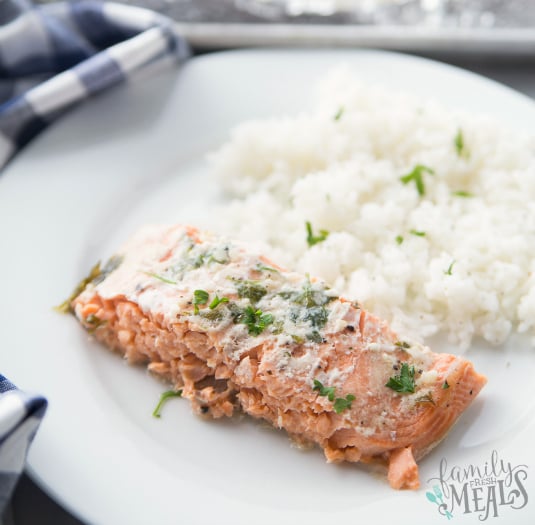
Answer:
[69, 224, 486, 489]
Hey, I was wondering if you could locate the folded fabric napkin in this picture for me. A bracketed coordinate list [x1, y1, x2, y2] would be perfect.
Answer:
[0, 0, 190, 513]
[0, 0, 190, 169]
[0, 375, 47, 515]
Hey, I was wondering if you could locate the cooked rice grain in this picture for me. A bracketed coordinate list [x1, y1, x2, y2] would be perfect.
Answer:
[205, 67, 535, 350]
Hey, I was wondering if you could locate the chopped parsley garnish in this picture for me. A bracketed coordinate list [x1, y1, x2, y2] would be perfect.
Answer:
[152, 390, 182, 418]
[454, 129, 469, 159]
[400, 164, 435, 196]
[385, 362, 416, 394]
[236, 280, 267, 303]
[442, 380, 450, 389]
[452, 190, 473, 197]
[396, 235, 404, 245]
[410, 229, 426, 237]
[313, 380, 356, 413]
[333, 394, 356, 414]
[145, 272, 177, 285]
[238, 306, 274, 336]
[209, 295, 229, 309]
[395, 341, 411, 349]
[334, 106, 344, 121]
[444, 260, 455, 275]
[306, 221, 329, 247]
[193, 289, 209, 314]
[313, 379, 336, 401]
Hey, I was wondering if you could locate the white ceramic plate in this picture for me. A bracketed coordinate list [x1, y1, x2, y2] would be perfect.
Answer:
[1, 50, 534, 525]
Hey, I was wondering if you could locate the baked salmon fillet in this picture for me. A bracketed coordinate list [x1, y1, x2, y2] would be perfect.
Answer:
[68, 224, 486, 489]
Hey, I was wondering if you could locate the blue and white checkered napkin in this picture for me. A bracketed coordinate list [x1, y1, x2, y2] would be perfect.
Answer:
[0, 0, 190, 512]
[0, 375, 47, 514]
[0, 0, 190, 169]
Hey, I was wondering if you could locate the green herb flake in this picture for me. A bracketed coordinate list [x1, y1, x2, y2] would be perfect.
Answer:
[444, 260, 455, 276]
[333, 394, 356, 414]
[454, 129, 470, 159]
[307, 330, 324, 343]
[55, 261, 103, 314]
[385, 362, 416, 394]
[55, 255, 125, 314]
[313, 379, 336, 402]
[152, 390, 182, 418]
[302, 306, 329, 329]
[191, 253, 206, 268]
[334, 106, 345, 121]
[199, 309, 225, 322]
[442, 380, 450, 390]
[85, 314, 107, 333]
[314, 380, 356, 413]
[183, 249, 229, 270]
[209, 295, 229, 309]
[452, 190, 473, 198]
[205, 252, 230, 266]
[256, 263, 279, 273]
[306, 221, 329, 247]
[400, 164, 435, 196]
[410, 229, 426, 237]
[193, 289, 209, 314]
[239, 306, 274, 336]
[227, 302, 245, 323]
[396, 235, 404, 245]
[236, 280, 268, 303]
[395, 341, 411, 349]
[144, 272, 177, 285]
[271, 320, 284, 335]
[93, 255, 124, 285]
[281, 279, 334, 309]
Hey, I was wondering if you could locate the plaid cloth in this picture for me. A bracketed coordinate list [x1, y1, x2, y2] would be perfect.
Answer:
[0, 375, 47, 514]
[0, 0, 190, 513]
[0, 0, 190, 168]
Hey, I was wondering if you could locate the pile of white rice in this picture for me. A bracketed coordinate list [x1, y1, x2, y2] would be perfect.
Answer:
[204, 67, 535, 350]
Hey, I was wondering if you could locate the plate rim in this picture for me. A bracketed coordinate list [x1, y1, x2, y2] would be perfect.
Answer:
[2, 47, 535, 525]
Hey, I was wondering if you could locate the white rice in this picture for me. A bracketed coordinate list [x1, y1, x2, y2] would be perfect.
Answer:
[204, 67, 535, 350]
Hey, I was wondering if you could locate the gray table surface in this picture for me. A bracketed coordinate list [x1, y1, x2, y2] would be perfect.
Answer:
[3, 53, 535, 525]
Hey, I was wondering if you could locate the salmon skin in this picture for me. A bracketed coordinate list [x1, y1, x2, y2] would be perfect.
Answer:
[70, 224, 486, 489]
